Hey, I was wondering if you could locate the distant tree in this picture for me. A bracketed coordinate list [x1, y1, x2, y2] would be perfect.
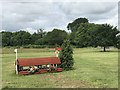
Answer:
[31, 29, 46, 45]
[12, 31, 31, 46]
[59, 40, 74, 70]
[35, 38, 45, 45]
[30, 33, 38, 44]
[2, 31, 13, 46]
[92, 24, 118, 52]
[45, 29, 68, 45]
[37, 28, 46, 38]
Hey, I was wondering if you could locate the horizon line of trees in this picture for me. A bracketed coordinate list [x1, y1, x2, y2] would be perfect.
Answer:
[2, 28, 68, 46]
[1, 17, 120, 51]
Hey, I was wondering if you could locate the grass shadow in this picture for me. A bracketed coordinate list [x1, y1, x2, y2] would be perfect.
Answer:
[1, 86, 9, 90]
[61, 67, 76, 72]
[93, 50, 118, 53]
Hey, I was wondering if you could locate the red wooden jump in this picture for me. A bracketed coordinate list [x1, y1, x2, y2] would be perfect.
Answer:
[16, 57, 62, 75]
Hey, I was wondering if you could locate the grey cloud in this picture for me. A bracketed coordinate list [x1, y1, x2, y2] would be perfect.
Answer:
[59, 2, 117, 21]
[1, 1, 118, 32]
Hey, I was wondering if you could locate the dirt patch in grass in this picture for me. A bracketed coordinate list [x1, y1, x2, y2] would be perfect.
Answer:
[43, 74, 94, 88]
[56, 78, 95, 88]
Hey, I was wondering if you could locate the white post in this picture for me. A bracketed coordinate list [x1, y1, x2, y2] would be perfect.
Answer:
[55, 50, 59, 57]
[56, 64, 57, 67]
[56, 54, 58, 57]
[14, 49, 18, 74]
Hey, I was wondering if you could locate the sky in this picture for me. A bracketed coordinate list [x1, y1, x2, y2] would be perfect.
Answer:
[0, 0, 119, 34]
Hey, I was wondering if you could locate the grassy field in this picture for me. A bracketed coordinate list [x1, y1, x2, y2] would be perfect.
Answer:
[1, 47, 118, 88]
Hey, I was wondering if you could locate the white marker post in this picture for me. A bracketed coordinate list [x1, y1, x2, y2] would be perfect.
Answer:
[14, 49, 18, 74]
[55, 50, 59, 57]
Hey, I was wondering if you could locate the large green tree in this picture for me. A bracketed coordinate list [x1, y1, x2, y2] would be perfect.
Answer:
[59, 40, 74, 70]
[67, 17, 89, 44]
[67, 17, 89, 32]
[74, 23, 100, 47]
[92, 24, 118, 51]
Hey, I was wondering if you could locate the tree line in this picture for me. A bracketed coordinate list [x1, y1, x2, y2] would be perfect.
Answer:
[1, 17, 120, 51]
[2, 28, 68, 47]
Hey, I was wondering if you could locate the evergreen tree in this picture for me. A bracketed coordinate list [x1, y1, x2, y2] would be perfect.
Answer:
[59, 40, 74, 70]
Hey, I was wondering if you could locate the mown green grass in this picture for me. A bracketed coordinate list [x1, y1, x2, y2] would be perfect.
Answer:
[2, 47, 118, 88]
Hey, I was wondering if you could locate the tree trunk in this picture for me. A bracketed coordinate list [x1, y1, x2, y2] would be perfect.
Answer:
[103, 46, 106, 52]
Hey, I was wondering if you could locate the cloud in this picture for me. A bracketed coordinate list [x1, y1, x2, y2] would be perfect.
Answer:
[1, 1, 119, 33]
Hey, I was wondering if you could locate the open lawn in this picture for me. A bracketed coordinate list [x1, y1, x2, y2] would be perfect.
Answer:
[1, 47, 118, 88]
